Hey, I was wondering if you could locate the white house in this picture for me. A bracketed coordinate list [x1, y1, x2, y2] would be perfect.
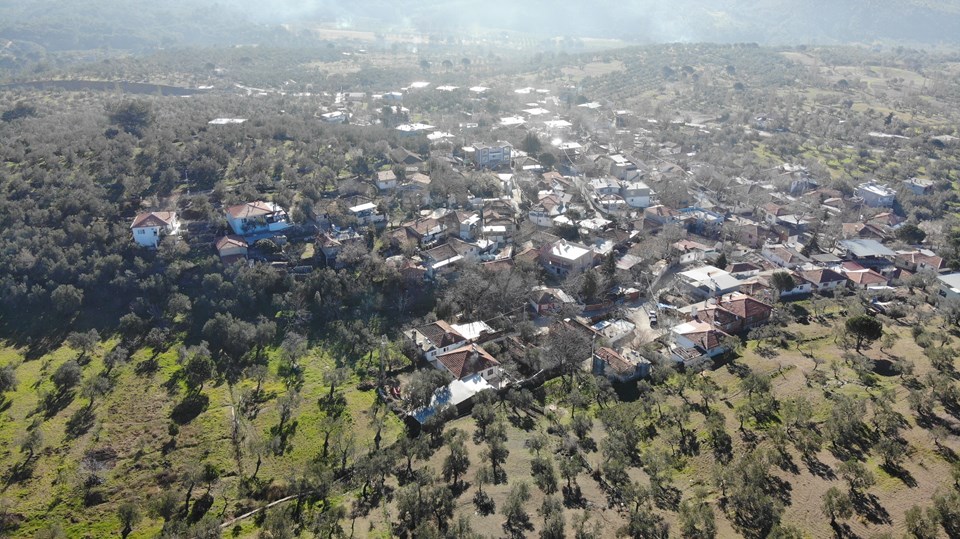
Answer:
[131, 211, 180, 248]
[540, 239, 595, 277]
[938, 273, 960, 300]
[620, 180, 653, 208]
[855, 181, 896, 208]
[472, 141, 513, 168]
[225, 201, 291, 236]
[349, 202, 386, 226]
[375, 170, 398, 190]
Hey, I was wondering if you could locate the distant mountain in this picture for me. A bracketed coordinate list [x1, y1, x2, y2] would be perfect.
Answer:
[285, 0, 960, 45]
[1, 0, 958, 52]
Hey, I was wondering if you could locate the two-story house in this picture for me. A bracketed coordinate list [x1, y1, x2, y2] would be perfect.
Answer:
[131, 211, 180, 248]
[225, 201, 291, 237]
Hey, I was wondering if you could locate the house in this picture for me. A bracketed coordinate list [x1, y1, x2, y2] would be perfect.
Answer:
[216, 235, 248, 266]
[840, 262, 890, 290]
[599, 154, 637, 180]
[592, 347, 650, 382]
[620, 181, 653, 208]
[798, 268, 847, 293]
[760, 203, 789, 226]
[589, 177, 621, 196]
[433, 344, 502, 384]
[406, 321, 468, 362]
[842, 222, 889, 241]
[937, 273, 960, 300]
[895, 250, 948, 273]
[855, 181, 896, 208]
[761, 244, 810, 269]
[131, 211, 180, 248]
[836, 239, 896, 268]
[591, 319, 636, 347]
[405, 217, 447, 246]
[472, 141, 513, 169]
[348, 202, 386, 226]
[644, 205, 682, 227]
[447, 211, 481, 241]
[669, 320, 731, 365]
[679, 207, 725, 237]
[529, 286, 576, 314]
[411, 373, 494, 425]
[726, 262, 762, 279]
[317, 227, 362, 267]
[904, 177, 935, 196]
[422, 243, 464, 275]
[717, 293, 773, 331]
[677, 265, 742, 299]
[673, 240, 718, 266]
[540, 239, 595, 277]
[225, 201, 291, 237]
[375, 170, 398, 190]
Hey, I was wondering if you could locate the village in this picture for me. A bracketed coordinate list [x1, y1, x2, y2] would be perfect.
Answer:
[127, 73, 958, 428]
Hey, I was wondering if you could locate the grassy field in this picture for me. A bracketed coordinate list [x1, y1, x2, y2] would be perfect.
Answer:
[0, 340, 403, 538]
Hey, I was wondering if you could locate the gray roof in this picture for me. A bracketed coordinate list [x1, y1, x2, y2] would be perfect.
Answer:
[938, 272, 960, 291]
[838, 239, 895, 258]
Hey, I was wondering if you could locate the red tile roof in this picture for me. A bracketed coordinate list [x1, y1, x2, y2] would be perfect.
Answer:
[226, 201, 279, 219]
[132, 211, 176, 228]
[799, 268, 846, 285]
[435, 344, 499, 379]
[719, 294, 773, 320]
[418, 321, 466, 349]
[595, 347, 636, 377]
[216, 235, 248, 251]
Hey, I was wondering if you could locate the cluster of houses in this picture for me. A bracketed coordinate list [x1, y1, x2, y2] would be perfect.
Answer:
[129, 74, 957, 427]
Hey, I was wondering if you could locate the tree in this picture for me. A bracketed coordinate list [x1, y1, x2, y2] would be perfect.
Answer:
[108, 99, 154, 136]
[904, 505, 940, 539]
[19, 428, 42, 460]
[539, 495, 565, 539]
[0, 364, 17, 394]
[52, 360, 82, 393]
[442, 430, 471, 488]
[81, 374, 111, 408]
[896, 223, 927, 244]
[522, 132, 542, 155]
[117, 502, 142, 539]
[51, 284, 83, 315]
[66, 329, 99, 362]
[502, 481, 532, 538]
[103, 345, 129, 374]
[838, 459, 875, 494]
[770, 271, 795, 299]
[845, 315, 883, 352]
[182, 346, 215, 393]
[821, 486, 852, 526]
[679, 491, 717, 538]
[531, 455, 558, 495]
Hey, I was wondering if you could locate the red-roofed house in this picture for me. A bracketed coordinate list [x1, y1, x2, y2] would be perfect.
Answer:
[717, 293, 773, 332]
[131, 211, 180, 248]
[798, 268, 848, 292]
[225, 201, 291, 236]
[406, 321, 467, 362]
[592, 347, 650, 382]
[434, 344, 501, 383]
[216, 235, 248, 266]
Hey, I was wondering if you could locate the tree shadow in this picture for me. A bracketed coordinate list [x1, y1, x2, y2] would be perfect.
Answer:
[269, 420, 298, 455]
[3, 459, 36, 488]
[768, 475, 793, 507]
[65, 407, 96, 439]
[506, 413, 536, 431]
[171, 393, 209, 424]
[653, 484, 682, 511]
[473, 491, 495, 516]
[880, 463, 917, 488]
[41, 389, 75, 419]
[802, 454, 836, 480]
[851, 490, 891, 525]
[135, 357, 160, 376]
[562, 485, 585, 508]
[830, 520, 863, 539]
